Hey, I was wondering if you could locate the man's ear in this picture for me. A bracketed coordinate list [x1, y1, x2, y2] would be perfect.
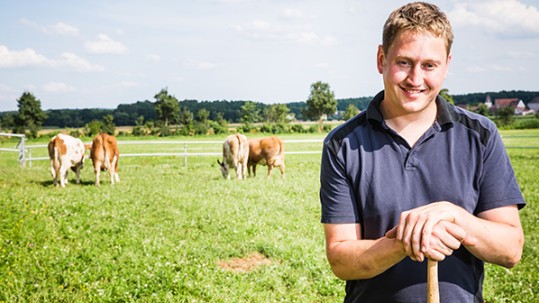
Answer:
[444, 52, 452, 78]
[376, 45, 385, 74]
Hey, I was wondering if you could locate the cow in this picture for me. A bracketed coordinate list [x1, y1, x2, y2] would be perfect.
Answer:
[48, 133, 86, 187]
[217, 133, 249, 179]
[90, 133, 120, 186]
[247, 136, 285, 178]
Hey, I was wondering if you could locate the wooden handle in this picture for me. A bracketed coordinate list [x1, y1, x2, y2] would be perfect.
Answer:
[427, 259, 440, 303]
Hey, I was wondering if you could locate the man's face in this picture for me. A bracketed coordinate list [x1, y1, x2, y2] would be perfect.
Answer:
[377, 30, 451, 116]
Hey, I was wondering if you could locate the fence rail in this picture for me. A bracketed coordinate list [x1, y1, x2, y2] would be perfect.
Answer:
[2, 135, 539, 168]
[3, 139, 325, 168]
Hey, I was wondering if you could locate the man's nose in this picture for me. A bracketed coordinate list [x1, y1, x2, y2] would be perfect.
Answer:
[407, 65, 424, 86]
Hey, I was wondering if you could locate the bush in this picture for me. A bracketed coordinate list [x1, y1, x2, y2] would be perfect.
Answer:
[514, 118, 539, 129]
[210, 121, 227, 135]
[291, 124, 307, 133]
[68, 129, 83, 138]
[272, 123, 290, 134]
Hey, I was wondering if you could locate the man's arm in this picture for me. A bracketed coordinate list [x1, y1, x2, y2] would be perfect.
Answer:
[391, 202, 524, 268]
[324, 223, 406, 280]
[460, 205, 524, 268]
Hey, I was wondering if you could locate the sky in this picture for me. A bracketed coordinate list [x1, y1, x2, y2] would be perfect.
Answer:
[1, 0, 539, 111]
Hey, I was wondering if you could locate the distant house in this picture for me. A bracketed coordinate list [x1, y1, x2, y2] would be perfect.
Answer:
[494, 98, 525, 110]
[528, 96, 539, 112]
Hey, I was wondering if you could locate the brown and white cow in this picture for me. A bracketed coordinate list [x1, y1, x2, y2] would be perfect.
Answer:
[90, 133, 120, 186]
[217, 133, 249, 179]
[48, 133, 86, 187]
[247, 136, 285, 178]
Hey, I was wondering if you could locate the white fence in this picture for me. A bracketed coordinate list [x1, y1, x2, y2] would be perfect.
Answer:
[3, 138, 324, 168]
[0, 133, 26, 166]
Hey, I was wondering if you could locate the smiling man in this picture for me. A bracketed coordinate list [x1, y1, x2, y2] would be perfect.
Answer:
[319, 2, 525, 302]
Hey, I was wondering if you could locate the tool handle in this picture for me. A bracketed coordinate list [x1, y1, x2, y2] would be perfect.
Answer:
[427, 259, 440, 303]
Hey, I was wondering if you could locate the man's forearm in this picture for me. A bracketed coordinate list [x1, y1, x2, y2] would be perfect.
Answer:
[327, 237, 407, 280]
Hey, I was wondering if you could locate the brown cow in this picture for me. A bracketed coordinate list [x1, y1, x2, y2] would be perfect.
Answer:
[248, 136, 285, 178]
[48, 133, 86, 187]
[217, 133, 249, 179]
[90, 133, 120, 186]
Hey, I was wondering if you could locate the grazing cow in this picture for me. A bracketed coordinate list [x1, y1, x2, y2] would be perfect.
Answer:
[48, 133, 86, 187]
[217, 133, 249, 179]
[90, 133, 120, 186]
[248, 136, 285, 178]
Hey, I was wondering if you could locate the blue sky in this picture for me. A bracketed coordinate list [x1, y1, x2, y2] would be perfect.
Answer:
[1, 0, 538, 111]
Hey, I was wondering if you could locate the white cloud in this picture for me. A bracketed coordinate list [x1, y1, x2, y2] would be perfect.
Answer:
[234, 20, 337, 46]
[197, 61, 216, 70]
[58, 52, 104, 71]
[466, 64, 514, 73]
[0, 45, 48, 67]
[118, 81, 137, 87]
[43, 82, 75, 93]
[48, 22, 79, 36]
[282, 8, 310, 19]
[19, 18, 80, 36]
[506, 50, 539, 59]
[0, 45, 103, 71]
[85, 34, 128, 54]
[146, 54, 161, 62]
[449, 0, 539, 37]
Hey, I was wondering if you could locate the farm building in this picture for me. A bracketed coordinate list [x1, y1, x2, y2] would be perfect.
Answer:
[528, 96, 539, 112]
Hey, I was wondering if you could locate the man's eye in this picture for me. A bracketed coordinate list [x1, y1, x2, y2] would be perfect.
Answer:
[423, 63, 436, 70]
[398, 61, 411, 66]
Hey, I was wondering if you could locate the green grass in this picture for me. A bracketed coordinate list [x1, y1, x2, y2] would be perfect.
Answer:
[0, 130, 538, 302]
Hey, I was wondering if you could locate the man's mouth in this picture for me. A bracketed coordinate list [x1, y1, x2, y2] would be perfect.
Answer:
[401, 86, 426, 95]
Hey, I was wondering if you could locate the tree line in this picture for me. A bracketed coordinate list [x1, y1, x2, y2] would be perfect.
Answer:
[0, 82, 340, 138]
[1, 86, 538, 138]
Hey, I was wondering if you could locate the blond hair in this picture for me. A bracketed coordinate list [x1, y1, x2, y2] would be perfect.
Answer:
[382, 2, 453, 55]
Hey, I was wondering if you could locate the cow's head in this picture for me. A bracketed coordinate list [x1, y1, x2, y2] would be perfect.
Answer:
[217, 159, 230, 179]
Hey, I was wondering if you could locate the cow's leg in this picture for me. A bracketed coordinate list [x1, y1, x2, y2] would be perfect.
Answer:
[279, 164, 285, 178]
[110, 156, 119, 185]
[252, 164, 257, 177]
[75, 166, 81, 184]
[94, 160, 101, 187]
[267, 164, 273, 177]
[112, 155, 120, 183]
[233, 159, 241, 179]
[59, 164, 69, 187]
[50, 160, 58, 186]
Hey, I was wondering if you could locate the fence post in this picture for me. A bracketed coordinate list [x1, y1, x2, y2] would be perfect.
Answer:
[184, 142, 188, 168]
[17, 134, 26, 167]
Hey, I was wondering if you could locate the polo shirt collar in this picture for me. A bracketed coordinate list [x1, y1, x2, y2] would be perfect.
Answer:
[366, 90, 457, 127]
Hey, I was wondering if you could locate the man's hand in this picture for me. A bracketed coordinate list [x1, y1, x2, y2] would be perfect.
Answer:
[385, 202, 477, 261]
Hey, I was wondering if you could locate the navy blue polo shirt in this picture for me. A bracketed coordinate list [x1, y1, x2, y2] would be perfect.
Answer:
[320, 91, 525, 303]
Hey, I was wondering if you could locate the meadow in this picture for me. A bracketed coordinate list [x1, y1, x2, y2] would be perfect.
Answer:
[0, 131, 537, 302]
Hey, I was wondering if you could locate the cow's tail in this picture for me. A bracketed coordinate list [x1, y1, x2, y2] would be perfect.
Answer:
[236, 134, 245, 160]
[277, 138, 285, 158]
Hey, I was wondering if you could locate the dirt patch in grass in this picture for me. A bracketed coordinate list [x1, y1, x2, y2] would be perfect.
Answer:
[218, 252, 272, 273]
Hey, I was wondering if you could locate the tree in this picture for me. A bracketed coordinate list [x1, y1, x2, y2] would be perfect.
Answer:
[475, 103, 490, 116]
[496, 106, 515, 126]
[304, 81, 337, 131]
[264, 104, 290, 124]
[154, 88, 180, 127]
[101, 114, 116, 135]
[343, 104, 360, 121]
[178, 107, 194, 136]
[1, 113, 15, 130]
[196, 108, 210, 123]
[13, 91, 47, 138]
[439, 88, 455, 105]
[240, 101, 260, 129]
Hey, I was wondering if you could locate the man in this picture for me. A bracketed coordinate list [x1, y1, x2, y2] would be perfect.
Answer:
[319, 2, 525, 302]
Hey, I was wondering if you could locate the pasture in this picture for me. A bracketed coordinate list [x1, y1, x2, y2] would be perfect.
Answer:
[0, 131, 538, 302]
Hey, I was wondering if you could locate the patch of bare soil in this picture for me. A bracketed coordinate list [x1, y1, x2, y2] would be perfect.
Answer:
[218, 252, 272, 273]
